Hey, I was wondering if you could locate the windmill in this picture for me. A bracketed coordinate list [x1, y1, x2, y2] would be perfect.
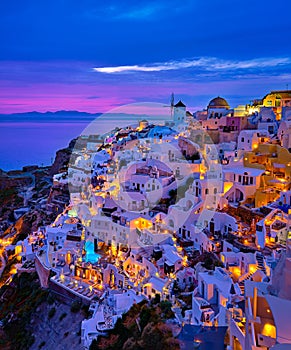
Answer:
[170, 92, 174, 117]
[163, 92, 175, 118]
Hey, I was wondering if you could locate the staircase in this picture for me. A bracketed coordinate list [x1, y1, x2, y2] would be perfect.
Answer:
[238, 271, 255, 295]
[256, 252, 267, 275]
[172, 306, 183, 325]
[238, 281, 245, 294]
[123, 275, 129, 289]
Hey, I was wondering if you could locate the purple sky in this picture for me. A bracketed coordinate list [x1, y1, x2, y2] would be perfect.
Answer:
[1, 1, 291, 114]
[1, 59, 291, 114]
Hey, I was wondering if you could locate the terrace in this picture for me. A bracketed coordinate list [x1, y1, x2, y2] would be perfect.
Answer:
[51, 274, 104, 301]
[136, 228, 173, 247]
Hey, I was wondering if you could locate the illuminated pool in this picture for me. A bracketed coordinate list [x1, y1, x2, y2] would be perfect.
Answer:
[84, 241, 100, 264]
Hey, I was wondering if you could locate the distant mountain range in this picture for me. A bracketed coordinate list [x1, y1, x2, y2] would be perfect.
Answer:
[0, 110, 169, 123]
[0, 110, 101, 116]
[0, 110, 102, 122]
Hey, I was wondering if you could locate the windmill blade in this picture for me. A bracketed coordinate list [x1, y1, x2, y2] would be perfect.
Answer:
[171, 92, 174, 107]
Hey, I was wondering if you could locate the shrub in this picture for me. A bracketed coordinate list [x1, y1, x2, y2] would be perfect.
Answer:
[160, 301, 174, 319]
[81, 304, 90, 317]
[47, 293, 55, 305]
[38, 341, 46, 349]
[152, 293, 161, 304]
[89, 339, 98, 350]
[59, 312, 67, 321]
[71, 301, 81, 313]
[48, 307, 56, 319]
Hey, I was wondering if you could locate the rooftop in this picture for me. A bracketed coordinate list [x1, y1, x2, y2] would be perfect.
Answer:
[174, 100, 186, 108]
[208, 96, 230, 109]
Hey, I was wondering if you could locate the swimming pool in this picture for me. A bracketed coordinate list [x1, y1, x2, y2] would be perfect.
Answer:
[84, 241, 100, 264]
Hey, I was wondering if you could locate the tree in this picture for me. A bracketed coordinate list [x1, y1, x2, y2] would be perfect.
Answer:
[139, 307, 152, 330]
[168, 189, 177, 200]
[122, 337, 140, 350]
[139, 322, 164, 350]
[152, 293, 161, 304]
[139, 322, 179, 350]
[160, 301, 174, 319]
[89, 339, 98, 350]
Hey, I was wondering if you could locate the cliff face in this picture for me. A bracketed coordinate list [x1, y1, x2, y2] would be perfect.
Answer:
[49, 148, 71, 177]
[0, 175, 32, 191]
[49, 138, 76, 177]
[4, 208, 55, 243]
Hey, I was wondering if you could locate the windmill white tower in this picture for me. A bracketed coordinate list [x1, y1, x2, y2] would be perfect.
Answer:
[173, 99, 186, 126]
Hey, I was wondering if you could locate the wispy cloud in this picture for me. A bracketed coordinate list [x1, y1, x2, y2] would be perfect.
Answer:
[85, 1, 190, 21]
[112, 5, 160, 20]
[93, 56, 291, 74]
[85, 3, 168, 21]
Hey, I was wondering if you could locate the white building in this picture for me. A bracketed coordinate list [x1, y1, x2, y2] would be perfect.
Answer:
[237, 129, 270, 152]
[278, 120, 291, 149]
[173, 100, 186, 126]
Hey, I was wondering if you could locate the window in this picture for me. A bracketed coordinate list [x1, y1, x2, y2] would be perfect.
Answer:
[241, 137, 244, 142]
[214, 188, 217, 194]
[205, 188, 209, 195]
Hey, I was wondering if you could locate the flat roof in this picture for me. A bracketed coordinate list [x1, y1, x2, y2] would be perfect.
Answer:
[223, 165, 265, 176]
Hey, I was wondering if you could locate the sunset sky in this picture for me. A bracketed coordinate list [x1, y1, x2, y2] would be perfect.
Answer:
[1, 0, 291, 113]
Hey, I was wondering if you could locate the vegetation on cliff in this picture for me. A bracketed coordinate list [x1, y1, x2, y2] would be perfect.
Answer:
[90, 299, 180, 350]
[0, 272, 48, 349]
